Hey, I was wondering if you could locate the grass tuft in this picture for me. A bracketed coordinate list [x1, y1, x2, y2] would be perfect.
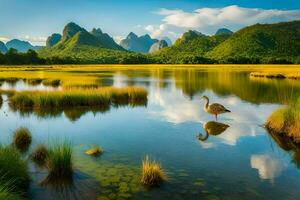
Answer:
[266, 98, 300, 142]
[0, 180, 24, 200]
[141, 156, 166, 187]
[0, 146, 29, 191]
[13, 127, 32, 152]
[45, 141, 73, 183]
[31, 144, 48, 167]
[9, 87, 148, 109]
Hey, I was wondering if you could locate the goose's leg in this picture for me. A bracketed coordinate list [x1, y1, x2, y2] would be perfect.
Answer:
[215, 114, 218, 121]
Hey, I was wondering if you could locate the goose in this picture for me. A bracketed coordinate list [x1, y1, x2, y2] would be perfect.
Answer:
[202, 96, 231, 120]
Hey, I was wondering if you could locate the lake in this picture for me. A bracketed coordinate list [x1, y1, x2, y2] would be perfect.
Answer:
[0, 65, 299, 200]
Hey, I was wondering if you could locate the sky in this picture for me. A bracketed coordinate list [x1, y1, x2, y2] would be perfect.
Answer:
[1, 0, 300, 45]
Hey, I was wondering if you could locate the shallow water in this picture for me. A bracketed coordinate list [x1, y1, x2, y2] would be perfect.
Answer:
[0, 67, 300, 200]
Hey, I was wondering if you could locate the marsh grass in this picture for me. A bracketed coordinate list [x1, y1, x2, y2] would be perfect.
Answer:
[43, 141, 73, 185]
[13, 127, 32, 152]
[250, 72, 300, 79]
[0, 180, 24, 200]
[0, 89, 16, 97]
[9, 87, 148, 109]
[31, 144, 48, 167]
[0, 77, 20, 85]
[25, 78, 44, 85]
[42, 79, 61, 87]
[0, 146, 29, 191]
[266, 98, 300, 142]
[141, 156, 166, 187]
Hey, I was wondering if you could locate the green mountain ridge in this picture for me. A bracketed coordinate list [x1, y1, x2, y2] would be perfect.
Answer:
[37, 20, 300, 64]
[44, 22, 124, 52]
[207, 21, 300, 62]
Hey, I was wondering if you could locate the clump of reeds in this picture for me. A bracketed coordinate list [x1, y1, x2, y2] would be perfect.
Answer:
[44, 141, 73, 183]
[0, 180, 24, 200]
[266, 98, 300, 142]
[42, 79, 61, 87]
[141, 156, 167, 187]
[4, 78, 20, 85]
[31, 144, 48, 167]
[0, 146, 29, 191]
[13, 127, 32, 152]
[25, 78, 44, 85]
[9, 87, 148, 109]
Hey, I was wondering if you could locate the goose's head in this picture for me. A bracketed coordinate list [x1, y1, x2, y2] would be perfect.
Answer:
[202, 96, 209, 101]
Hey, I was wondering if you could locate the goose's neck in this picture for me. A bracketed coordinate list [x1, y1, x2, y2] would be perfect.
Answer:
[204, 98, 209, 109]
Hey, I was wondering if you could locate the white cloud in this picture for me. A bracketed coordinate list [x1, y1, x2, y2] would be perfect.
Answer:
[146, 5, 300, 40]
[22, 35, 47, 45]
[0, 35, 47, 45]
[0, 37, 10, 43]
[251, 154, 287, 181]
[113, 36, 124, 44]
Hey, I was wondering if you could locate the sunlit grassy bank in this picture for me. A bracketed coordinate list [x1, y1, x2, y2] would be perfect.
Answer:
[266, 98, 300, 142]
[9, 87, 147, 109]
[250, 72, 300, 79]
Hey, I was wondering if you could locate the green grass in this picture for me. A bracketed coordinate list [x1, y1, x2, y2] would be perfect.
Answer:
[31, 144, 48, 167]
[42, 79, 61, 87]
[0, 181, 24, 200]
[45, 141, 73, 183]
[141, 156, 166, 187]
[0, 146, 29, 191]
[13, 127, 32, 152]
[266, 97, 300, 142]
[9, 87, 148, 109]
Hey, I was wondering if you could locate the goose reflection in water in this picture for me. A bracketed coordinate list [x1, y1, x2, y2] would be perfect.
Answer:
[198, 121, 230, 141]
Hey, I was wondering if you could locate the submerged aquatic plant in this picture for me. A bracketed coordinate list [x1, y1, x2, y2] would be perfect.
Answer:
[0, 146, 29, 191]
[9, 87, 148, 109]
[266, 98, 300, 142]
[85, 146, 103, 156]
[13, 127, 32, 152]
[141, 156, 167, 187]
[44, 141, 73, 184]
[31, 144, 49, 167]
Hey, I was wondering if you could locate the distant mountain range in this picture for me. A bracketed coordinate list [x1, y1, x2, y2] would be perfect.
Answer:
[119, 32, 158, 53]
[0, 39, 42, 53]
[149, 40, 169, 53]
[34, 20, 300, 64]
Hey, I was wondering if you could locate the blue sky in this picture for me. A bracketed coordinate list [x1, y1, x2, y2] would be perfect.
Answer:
[1, 0, 300, 45]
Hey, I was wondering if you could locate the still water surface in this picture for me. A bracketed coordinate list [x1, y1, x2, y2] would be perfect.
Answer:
[0, 67, 299, 200]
